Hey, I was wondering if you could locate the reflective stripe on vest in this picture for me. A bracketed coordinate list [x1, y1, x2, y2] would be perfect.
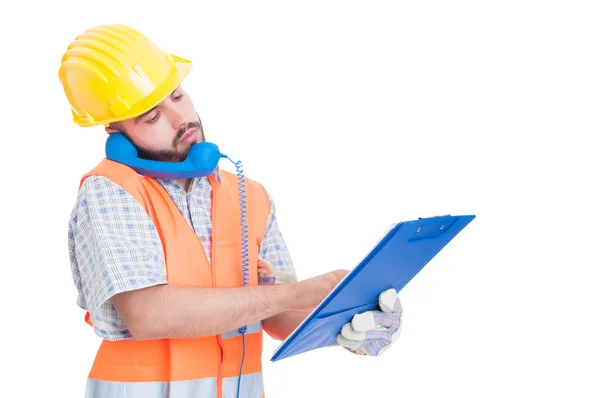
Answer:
[79, 159, 271, 398]
[85, 373, 264, 398]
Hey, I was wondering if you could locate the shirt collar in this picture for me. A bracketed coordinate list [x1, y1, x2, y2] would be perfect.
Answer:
[153, 165, 222, 187]
[209, 165, 223, 185]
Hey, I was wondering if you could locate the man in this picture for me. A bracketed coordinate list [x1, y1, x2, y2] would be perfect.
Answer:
[60, 24, 403, 398]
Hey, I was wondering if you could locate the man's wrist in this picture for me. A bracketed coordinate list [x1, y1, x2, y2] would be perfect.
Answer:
[275, 282, 298, 312]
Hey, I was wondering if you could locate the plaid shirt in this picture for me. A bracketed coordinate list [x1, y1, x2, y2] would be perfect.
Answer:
[67, 166, 296, 340]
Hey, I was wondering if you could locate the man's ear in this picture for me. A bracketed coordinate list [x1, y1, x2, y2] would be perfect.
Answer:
[105, 123, 122, 134]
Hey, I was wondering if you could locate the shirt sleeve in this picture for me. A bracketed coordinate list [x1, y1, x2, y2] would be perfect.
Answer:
[68, 175, 168, 339]
[258, 193, 297, 283]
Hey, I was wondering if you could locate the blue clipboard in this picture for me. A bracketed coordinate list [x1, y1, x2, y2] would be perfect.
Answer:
[270, 214, 476, 362]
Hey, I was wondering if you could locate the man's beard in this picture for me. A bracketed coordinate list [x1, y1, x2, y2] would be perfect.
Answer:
[125, 120, 205, 163]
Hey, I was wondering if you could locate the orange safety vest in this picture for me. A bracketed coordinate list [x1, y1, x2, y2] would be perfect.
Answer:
[79, 159, 271, 398]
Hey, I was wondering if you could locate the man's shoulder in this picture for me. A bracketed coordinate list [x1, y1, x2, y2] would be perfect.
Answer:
[218, 168, 266, 189]
[79, 173, 125, 193]
[217, 169, 272, 212]
[77, 174, 138, 206]
[79, 159, 154, 197]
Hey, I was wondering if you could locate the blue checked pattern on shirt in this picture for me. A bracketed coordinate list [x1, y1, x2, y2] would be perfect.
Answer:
[68, 167, 296, 340]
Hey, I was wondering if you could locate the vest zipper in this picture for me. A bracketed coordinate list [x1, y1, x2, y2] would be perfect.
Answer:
[212, 258, 224, 398]
[213, 268, 224, 398]
[210, 233, 224, 397]
[210, 184, 224, 398]
[217, 334, 224, 398]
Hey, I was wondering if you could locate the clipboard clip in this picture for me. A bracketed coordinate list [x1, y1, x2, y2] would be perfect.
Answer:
[414, 214, 453, 236]
[418, 214, 451, 220]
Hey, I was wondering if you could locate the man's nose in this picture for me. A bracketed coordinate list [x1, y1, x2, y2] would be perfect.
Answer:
[165, 105, 187, 130]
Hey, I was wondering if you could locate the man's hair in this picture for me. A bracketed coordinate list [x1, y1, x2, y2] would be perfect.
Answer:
[108, 122, 124, 132]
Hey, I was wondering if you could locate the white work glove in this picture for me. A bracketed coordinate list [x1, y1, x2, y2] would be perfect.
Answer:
[336, 288, 403, 356]
[257, 257, 296, 285]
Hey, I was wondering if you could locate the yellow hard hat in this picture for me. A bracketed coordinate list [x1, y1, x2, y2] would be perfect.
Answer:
[58, 24, 192, 127]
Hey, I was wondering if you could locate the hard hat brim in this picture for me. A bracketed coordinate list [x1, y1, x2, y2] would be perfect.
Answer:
[75, 55, 193, 127]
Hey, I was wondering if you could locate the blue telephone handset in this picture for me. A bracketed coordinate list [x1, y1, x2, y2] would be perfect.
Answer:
[105, 132, 250, 398]
[105, 132, 227, 179]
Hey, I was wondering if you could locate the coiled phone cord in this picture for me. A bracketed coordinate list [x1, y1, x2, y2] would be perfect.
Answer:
[226, 156, 250, 398]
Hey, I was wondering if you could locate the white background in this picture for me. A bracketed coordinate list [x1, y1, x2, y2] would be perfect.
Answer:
[1, 0, 599, 397]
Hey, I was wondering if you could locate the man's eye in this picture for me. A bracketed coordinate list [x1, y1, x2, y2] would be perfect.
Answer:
[173, 94, 183, 101]
[147, 112, 160, 124]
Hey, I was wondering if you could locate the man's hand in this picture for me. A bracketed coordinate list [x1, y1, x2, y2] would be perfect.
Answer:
[289, 268, 349, 311]
[336, 288, 403, 356]
[259, 257, 349, 341]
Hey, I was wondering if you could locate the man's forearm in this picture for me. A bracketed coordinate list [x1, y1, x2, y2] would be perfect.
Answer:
[113, 283, 295, 340]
